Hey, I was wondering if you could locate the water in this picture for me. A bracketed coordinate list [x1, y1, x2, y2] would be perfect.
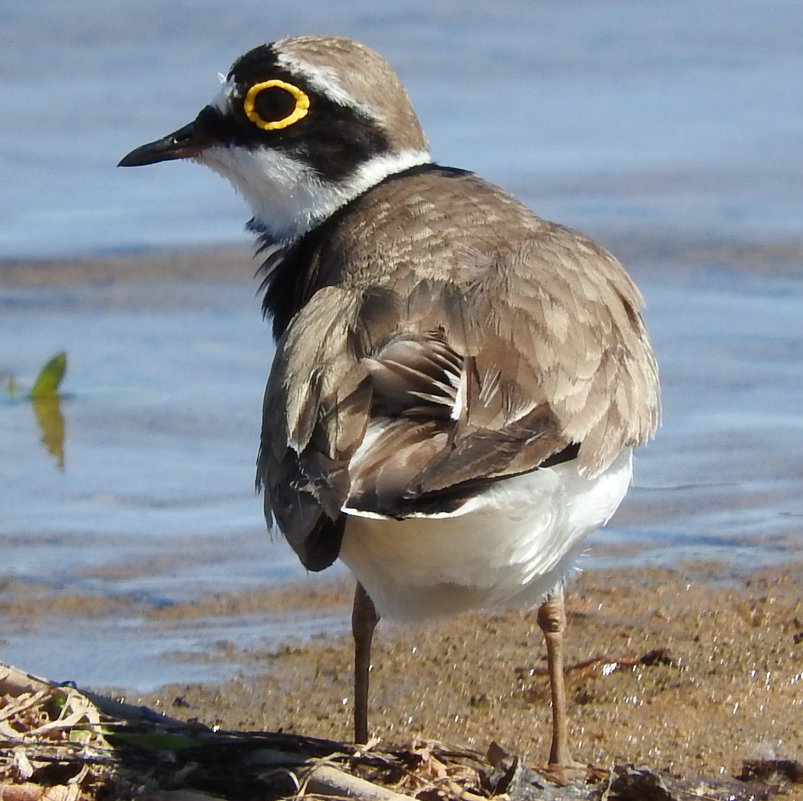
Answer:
[1, 1, 802, 257]
[1, 1, 802, 690]
[2, 263, 800, 690]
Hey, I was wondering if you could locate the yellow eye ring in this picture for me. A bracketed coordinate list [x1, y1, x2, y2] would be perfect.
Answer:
[243, 79, 310, 131]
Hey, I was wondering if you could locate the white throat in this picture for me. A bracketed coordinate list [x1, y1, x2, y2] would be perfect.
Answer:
[197, 145, 431, 242]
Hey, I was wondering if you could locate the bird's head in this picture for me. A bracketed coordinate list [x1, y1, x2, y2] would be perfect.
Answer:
[119, 36, 431, 242]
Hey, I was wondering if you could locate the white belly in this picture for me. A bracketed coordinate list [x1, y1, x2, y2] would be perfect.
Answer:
[340, 450, 633, 621]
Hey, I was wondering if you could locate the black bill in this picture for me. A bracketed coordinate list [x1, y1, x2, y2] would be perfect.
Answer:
[118, 115, 216, 167]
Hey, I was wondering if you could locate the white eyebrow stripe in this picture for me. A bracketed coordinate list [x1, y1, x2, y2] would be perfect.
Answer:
[212, 60, 367, 119]
[274, 52, 372, 116]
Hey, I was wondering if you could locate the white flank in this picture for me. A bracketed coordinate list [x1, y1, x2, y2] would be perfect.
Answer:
[339, 449, 633, 621]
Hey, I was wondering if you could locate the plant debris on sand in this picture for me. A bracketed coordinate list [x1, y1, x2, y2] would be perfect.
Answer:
[1, 662, 800, 801]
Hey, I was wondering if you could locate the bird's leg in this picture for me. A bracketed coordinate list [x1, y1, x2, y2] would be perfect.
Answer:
[536, 591, 577, 768]
[352, 581, 379, 744]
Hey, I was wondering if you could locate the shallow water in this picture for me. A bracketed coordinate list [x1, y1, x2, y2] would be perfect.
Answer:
[1, 1, 802, 690]
[1, 1, 803, 257]
[2, 259, 801, 690]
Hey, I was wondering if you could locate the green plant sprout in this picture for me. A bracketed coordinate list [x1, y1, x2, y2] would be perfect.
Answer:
[2, 352, 69, 469]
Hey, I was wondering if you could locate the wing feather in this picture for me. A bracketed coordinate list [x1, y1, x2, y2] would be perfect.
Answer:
[257, 169, 659, 569]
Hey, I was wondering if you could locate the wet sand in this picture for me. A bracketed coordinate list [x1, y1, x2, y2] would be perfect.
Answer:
[0, 245, 256, 287]
[3, 248, 802, 785]
[4, 232, 803, 290]
[4, 558, 801, 780]
[110, 561, 801, 781]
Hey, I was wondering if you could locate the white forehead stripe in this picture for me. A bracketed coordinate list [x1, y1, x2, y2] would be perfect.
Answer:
[211, 75, 238, 114]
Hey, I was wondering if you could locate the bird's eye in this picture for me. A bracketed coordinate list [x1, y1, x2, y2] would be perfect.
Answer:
[243, 79, 310, 131]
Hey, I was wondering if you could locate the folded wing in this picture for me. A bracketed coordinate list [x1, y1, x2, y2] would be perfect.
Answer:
[258, 230, 659, 570]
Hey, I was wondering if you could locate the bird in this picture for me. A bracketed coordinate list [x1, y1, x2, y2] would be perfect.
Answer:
[119, 35, 659, 766]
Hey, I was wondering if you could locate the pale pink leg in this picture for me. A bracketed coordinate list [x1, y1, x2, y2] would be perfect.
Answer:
[537, 592, 575, 767]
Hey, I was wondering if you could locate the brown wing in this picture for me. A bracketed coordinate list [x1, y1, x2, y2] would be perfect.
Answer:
[258, 249, 658, 568]
[257, 171, 660, 570]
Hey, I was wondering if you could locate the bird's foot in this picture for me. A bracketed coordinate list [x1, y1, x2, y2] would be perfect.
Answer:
[541, 757, 587, 785]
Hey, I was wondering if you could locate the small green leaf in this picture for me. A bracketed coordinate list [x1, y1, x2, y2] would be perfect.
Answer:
[29, 351, 67, 399]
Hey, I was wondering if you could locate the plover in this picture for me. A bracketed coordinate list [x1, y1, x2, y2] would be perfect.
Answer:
[120, 35, 660, 765]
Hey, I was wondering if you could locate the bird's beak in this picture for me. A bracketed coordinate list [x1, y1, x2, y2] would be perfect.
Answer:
[118, 114, 216, 167]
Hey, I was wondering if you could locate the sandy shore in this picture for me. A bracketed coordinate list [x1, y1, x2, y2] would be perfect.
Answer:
[93, 560, 799, 783]
[3, 247, 802, 786]
[4, 231, 803, 288]
[3, 559, 801, 788]
[0, 245, 257, 287]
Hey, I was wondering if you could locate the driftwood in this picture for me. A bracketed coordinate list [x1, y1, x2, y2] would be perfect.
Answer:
[1, 662, 799, 801]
